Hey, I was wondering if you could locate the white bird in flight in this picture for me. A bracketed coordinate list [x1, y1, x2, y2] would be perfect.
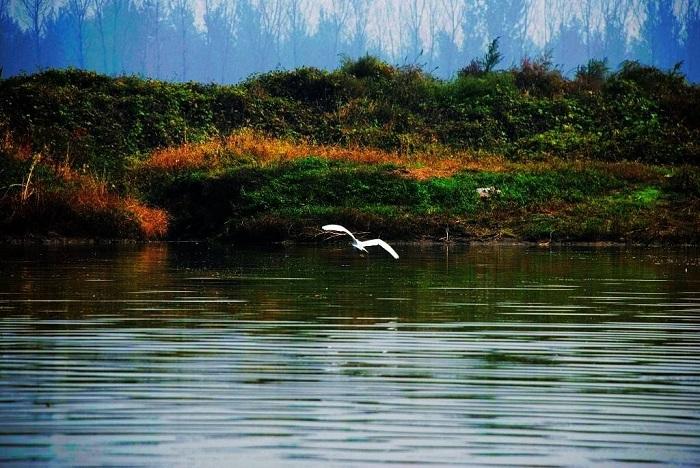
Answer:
[322, 224, 399, 259]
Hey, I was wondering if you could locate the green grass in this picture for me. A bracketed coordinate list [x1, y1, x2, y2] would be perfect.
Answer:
[132, 156, 691, 242]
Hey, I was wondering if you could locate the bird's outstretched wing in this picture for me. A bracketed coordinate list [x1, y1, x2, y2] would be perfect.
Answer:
[358, 239, 399, 259]
[322, 224, 357, 242]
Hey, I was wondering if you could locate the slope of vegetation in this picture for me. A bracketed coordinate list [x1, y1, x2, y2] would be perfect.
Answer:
[1, 56, 698, 243]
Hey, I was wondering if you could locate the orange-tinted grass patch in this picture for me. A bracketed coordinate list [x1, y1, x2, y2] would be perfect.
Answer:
[124, 198, 169, 238]
[144, 139, 228, 171]
[5, 153, 169, 239]
[66, 174, 169, 238]
[141, 129, 508, 179]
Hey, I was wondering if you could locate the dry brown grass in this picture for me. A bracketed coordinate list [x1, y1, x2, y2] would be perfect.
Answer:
[592, 160, 664, 182]
[141, 129, 508, 179]
[2, 143, 169, 239]
[57, 173, 169, 238]
[124, 197, 169, 238]
[64, 172, 168, 238]
[509, 158, 665, 183]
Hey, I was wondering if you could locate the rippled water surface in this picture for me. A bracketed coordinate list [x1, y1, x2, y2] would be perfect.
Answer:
[1, 243, 699, 466]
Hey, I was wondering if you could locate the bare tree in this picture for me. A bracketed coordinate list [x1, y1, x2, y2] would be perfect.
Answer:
[327, 0, 352, 60]
[440, 0, 464, 48]
[349, 0, 369, 57]
[258, 0, 285, 67]
[424, 0, 441, 68]
[204, 0, 237, 82]
[601, 0, 634, 65]
[461, 0, 487, 57]
[18, 0, 52, 67]
[92, 0, 108, 72]
[686, 0, 700, 80]
[148, 0, 164, 77]
[642, 0, 677, 67]
[67, 0, 91, 68]
[375, 0, 399, 60]
[129, 0, 164, 77]
[541, 0, 575, 52]
[484, 0, 528, 65]
[0, 0, 10, 19]
[286, 0, 309, 67]
[405, 0, 426, 63]
[543, 0, 554, 47]
[0, 0, 9, 72]
[580, 0, 599, 59]
[170, 0, 193, 80]
[435, 0, 465, 75]
[109, 0, 126, 73]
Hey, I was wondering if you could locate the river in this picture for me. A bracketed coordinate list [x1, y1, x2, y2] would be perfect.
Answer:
[1, 243, 698, 466]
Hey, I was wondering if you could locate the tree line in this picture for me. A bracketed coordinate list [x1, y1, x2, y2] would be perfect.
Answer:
[1, 0, 698, 83]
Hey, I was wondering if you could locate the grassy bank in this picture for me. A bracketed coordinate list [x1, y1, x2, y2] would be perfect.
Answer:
[1, 59, 699, 243]
[131, 131, 698, 243]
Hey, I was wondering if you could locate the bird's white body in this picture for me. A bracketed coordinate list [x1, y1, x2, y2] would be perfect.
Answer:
[322, 224, 399, 259]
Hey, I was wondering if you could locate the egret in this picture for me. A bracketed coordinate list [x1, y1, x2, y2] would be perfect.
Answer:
[322, 224, 399, 259]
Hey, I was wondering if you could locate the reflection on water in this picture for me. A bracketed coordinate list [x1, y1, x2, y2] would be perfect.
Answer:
[0, 243, 699, 466]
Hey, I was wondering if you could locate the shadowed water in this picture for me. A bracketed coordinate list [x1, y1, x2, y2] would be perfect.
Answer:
[0, 243, 699, 466]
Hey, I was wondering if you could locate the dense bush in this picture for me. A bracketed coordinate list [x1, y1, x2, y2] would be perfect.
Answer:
[0, 56, 698, 179]
[243, 67, 358, 113]
[512, 54, 567, 97]
[339, 54, 396, 79]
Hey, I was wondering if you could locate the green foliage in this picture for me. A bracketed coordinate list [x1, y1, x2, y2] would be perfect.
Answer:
[243, 67, 357, 113]
[0, 69, 217, 176]
[1, 58, 698, 242]
[575, 59, 610, 91]
[340, 54, 395, 79]
[449, 72, 517, 100]
[632, 187, 661, 205]
[483, 38, 504, 73]
[1, 58, 698, 176]
[613, 60, 686, 95]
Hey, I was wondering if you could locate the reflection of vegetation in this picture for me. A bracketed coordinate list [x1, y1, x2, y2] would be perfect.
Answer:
[0, 57, 698, 241]
[483, 351, 557, 366]
[2, 244, 692, 329]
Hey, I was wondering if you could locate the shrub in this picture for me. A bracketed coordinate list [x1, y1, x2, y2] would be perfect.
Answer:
[512, 53, 566, 97]
[459, 37, 503, 77]
[667, 165, 700, 196]
[613, 60, 686, 96]
[575, 58, 609, 91]
[340, 54, 395, 80]
[243, 67, 355, 112]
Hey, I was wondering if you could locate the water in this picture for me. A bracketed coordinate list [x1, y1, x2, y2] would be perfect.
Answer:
[1, 243, 699, 466]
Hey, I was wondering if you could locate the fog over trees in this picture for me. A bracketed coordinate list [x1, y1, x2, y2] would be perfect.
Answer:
[1, 0, 698, 82]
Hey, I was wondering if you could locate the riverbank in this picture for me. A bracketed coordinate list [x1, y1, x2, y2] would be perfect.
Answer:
[1, 63, 698, 243]
[2, 130, 698, 243]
